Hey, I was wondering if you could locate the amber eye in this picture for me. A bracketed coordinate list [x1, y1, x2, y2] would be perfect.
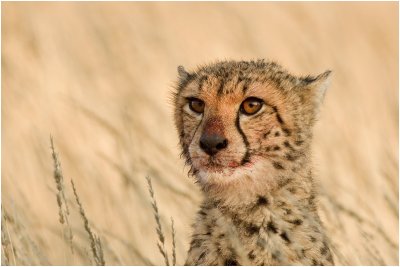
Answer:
[240, 97, 263, 115]
[188, 98, 205, 114]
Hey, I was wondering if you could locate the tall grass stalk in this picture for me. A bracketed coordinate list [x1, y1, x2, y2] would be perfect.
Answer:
[1, 208, 11, 266]
[145, 176, 170, 266]
[50, 136, 74, 255]
[71, 179, 105, 266]
[171, 217, 176, 266]
[1, 208, 17, 265]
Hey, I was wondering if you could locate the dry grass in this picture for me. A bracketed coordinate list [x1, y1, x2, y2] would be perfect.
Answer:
[71, 179, 105, 266]
[2, 2, 398, 265]
[50, 136, 74, 256]
[171, 217, 176, 266]
[146, 176, 170, 266]
[50, 138, 106, 265]
[1, 207, 16, 266]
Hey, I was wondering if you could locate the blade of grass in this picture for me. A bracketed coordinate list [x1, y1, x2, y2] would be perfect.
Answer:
[171, 217, 176, 266]
[145, 176, 169, 266]
[71, 179, 105, 266]
[50, 136, 74, 256]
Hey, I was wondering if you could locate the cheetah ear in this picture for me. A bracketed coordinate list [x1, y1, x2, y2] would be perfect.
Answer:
[177, 65, 190, 80]
[301, 70, 332, 105]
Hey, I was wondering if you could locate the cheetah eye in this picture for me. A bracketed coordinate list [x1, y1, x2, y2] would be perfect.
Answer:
[188, 98, 205, 114]
[240, 97, 264, 115]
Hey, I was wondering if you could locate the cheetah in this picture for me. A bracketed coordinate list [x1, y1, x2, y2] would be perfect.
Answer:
[173, 60, 334, 265]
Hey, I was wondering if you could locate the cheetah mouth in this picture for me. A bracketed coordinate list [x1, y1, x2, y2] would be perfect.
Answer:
[199, 159, 255, 174]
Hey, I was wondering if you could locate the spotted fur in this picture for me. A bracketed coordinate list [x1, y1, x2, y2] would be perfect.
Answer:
[173, 60, 334, 265]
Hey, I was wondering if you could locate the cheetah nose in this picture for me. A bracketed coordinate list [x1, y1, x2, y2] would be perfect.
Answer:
[199, 134, 228, 156]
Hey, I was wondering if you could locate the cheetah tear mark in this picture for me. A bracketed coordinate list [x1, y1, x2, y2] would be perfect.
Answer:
[235, 110, 250, 165]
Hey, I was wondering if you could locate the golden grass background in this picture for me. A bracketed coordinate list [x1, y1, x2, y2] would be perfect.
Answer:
[2, 2, 398, 265]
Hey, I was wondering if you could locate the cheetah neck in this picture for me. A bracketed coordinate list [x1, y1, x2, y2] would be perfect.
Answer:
[194, 163, 329, 265]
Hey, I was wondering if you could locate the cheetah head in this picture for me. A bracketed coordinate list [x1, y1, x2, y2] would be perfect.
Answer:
[173, 60, 330, 192]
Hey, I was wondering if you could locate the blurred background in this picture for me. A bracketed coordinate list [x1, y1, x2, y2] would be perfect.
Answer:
[2, 2, 398, 265]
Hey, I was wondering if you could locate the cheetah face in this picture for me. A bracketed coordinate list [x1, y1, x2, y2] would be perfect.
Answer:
[173, 61, 330, 186]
